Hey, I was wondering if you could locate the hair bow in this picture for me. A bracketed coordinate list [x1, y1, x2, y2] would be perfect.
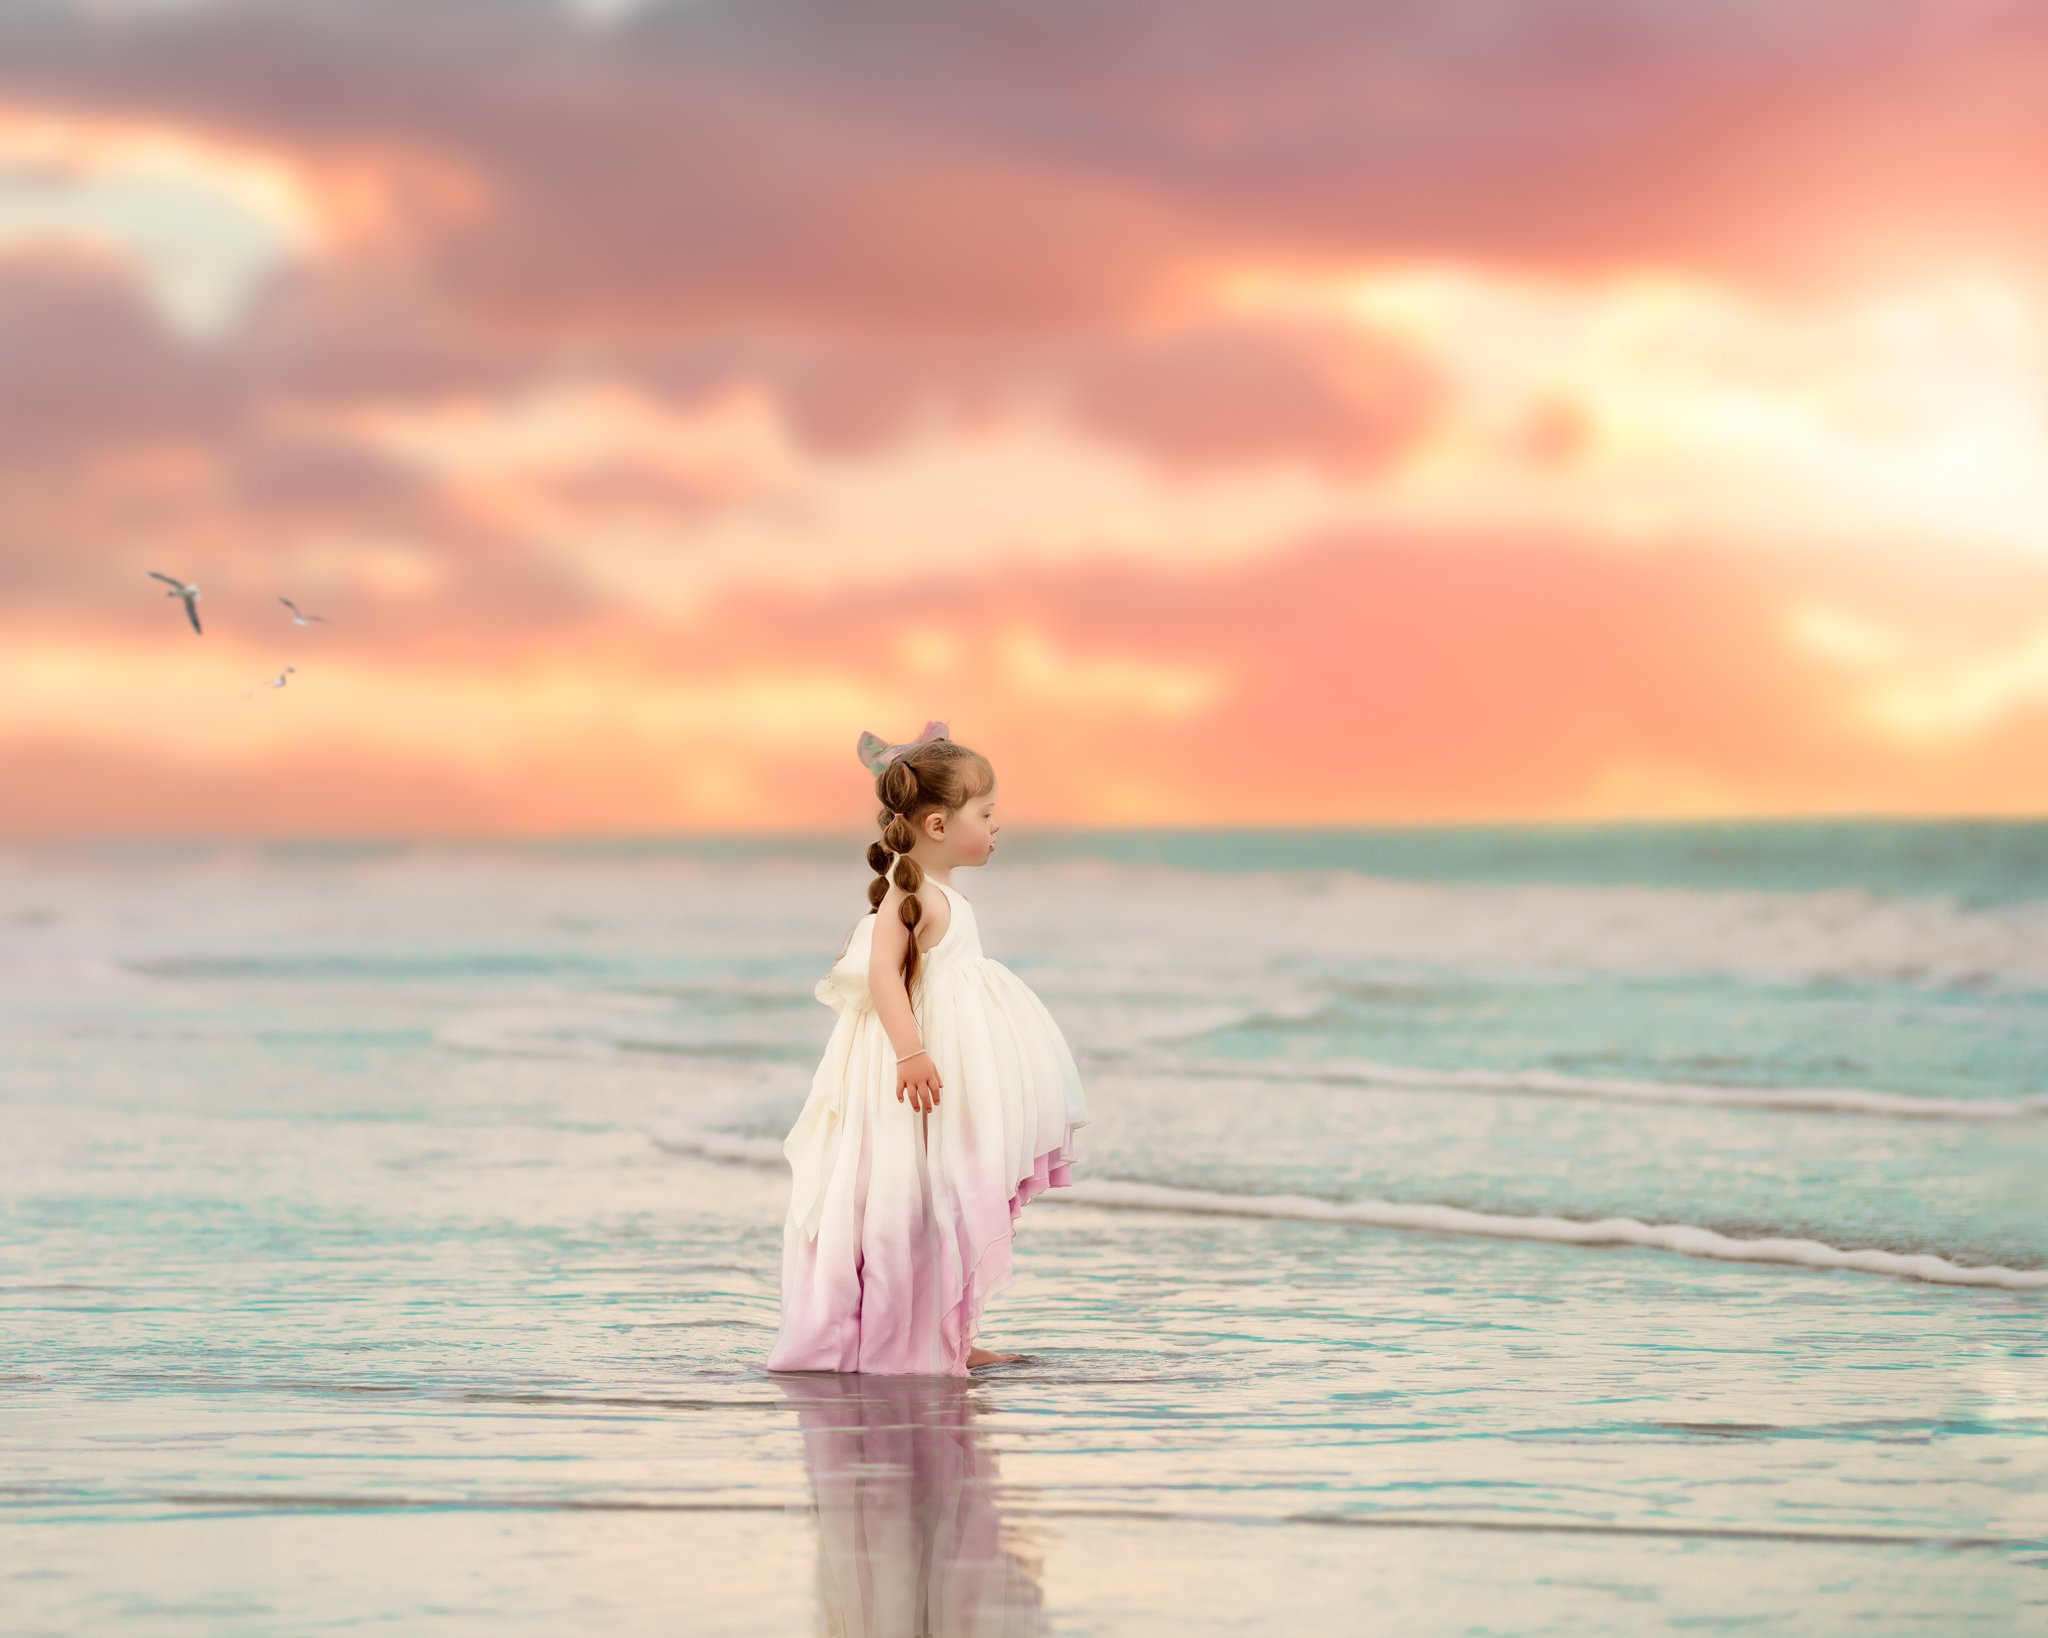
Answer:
[857, 721, 949, 775]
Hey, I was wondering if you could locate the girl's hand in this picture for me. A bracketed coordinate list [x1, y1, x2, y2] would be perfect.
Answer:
[896, 1051, 943, 1113]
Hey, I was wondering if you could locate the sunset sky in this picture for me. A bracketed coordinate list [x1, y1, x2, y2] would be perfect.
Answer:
[6, 0, 2048, 835]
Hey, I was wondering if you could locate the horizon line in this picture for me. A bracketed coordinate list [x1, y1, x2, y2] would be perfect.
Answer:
[7, 812, 2047, 848]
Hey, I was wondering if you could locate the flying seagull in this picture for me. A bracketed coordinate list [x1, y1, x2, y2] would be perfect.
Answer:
[148, 572, 202, 635]
[246, 665, 296, 699]
[279, 597, 329, 627]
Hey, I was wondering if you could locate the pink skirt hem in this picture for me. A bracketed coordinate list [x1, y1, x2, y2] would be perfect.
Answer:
[770, 1128, 1075, 1380]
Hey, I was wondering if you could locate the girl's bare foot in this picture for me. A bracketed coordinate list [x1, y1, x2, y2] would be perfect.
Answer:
[966, 1345, 1023, 1368]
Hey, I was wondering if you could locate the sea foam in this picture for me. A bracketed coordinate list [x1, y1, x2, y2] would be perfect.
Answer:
[1152, 1057, 2048, 1121]
[648, 1104, 2048, 1292]
[1044, 1181, 2048, 1290]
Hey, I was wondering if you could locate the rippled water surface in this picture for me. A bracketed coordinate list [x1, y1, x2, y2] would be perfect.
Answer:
[4, 830, 2045, 1635]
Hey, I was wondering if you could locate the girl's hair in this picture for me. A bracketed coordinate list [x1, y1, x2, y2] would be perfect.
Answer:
[865, 739, 995, 997]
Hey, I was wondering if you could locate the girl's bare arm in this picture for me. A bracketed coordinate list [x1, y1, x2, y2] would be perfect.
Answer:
[871, 887, 944, 1112]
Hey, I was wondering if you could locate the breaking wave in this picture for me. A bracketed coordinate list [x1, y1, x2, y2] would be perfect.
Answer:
[1152, 1057, 2048, 1122]
[648, 1101, 2048, 1292]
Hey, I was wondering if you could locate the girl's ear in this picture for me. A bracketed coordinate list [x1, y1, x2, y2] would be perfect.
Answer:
[923, 809, 947, 840]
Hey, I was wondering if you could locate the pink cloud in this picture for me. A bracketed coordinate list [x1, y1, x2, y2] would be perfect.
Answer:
[6, 0, 2047, 831]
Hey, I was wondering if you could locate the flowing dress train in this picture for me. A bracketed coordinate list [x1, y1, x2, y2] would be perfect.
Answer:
[768, 883, 1088, 1376]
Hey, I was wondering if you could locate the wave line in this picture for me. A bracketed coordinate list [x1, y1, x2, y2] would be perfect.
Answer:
[1049, 1180, 2048, 1289]
[1147, 1057, 2048, 1122]
[649, 1114, 2047, 1291]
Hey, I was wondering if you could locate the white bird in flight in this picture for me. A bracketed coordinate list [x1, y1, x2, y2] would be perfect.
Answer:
[247, 665, 296, 698]
[279, 597, 329, 627]
[148, 572, 202, 635]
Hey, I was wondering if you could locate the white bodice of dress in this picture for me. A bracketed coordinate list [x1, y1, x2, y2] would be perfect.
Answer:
[816, 881, 979, 1017]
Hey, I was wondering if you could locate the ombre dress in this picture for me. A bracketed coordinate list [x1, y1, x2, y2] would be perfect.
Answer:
[768, 882, 1088, 1377]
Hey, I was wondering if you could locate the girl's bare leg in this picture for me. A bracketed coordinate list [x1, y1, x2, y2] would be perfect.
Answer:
[966, 1345, 1023, 1367]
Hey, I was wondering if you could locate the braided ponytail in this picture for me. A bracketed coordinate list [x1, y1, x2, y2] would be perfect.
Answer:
[893, 852, 926, 996]
[858, 738, 994, 999]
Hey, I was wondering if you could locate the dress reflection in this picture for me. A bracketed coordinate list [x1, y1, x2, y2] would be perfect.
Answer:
[779, 1373, 1046, 1636]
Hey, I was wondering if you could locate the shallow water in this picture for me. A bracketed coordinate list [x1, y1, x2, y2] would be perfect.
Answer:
[4, 830, 2045, 1634]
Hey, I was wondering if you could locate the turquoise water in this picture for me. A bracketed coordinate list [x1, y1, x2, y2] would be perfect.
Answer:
[998, 818, 2048, 908]
[4, 825, 2044, 1634]
[219, 815, 2048, 905]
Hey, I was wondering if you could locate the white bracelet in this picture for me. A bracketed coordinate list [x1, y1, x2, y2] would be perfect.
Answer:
[895, 1048, 927, 1063]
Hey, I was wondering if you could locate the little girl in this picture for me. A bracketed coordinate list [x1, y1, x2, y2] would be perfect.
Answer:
[767, 724, 1088, 1376]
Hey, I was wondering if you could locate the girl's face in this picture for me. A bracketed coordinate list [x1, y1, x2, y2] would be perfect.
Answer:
[924, 787, 1000, 866]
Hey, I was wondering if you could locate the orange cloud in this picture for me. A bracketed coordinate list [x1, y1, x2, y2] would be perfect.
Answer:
[9, 535, 2048, 838]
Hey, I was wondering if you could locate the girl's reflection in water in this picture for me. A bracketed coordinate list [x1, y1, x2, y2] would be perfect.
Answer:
[779, 1373, 1046, 1636]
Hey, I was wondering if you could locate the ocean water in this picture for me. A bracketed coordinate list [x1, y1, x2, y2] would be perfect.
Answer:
[4, 823, 2044, 1635]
